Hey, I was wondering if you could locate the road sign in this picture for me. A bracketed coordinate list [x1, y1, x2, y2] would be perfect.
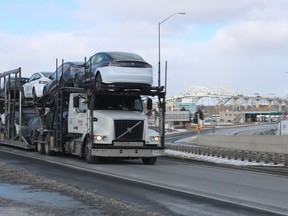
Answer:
[196, 125, 201, 131]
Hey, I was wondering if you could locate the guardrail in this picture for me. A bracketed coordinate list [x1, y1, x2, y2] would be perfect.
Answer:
[165, 135, 288, 166]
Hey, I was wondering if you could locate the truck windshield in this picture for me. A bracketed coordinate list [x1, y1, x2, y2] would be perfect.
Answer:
[94, 95, 143, 112]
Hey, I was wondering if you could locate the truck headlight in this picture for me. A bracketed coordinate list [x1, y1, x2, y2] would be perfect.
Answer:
[94, 135, 107, 141]
[150, 136, 161, 142]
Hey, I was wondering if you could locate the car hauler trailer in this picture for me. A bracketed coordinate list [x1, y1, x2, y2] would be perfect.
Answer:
[0, 68, 37, 149]
[0, 67, 166, 165]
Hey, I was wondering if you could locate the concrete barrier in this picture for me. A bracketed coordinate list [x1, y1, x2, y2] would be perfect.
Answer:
[165, 135, 288, 166]
[198, 135, 288, 154]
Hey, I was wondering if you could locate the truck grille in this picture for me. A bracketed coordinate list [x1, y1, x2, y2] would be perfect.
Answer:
[114, 120, 144, 141]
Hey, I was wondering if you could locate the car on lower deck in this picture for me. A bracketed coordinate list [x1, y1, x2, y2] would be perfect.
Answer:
[20, 115, 43, 144]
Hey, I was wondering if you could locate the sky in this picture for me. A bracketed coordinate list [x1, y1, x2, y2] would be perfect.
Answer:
[1, 0, 288, 98]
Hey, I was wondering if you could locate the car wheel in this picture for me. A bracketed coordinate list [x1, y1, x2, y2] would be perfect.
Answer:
[32, 88, 37, 102]
[94, 73, 102, 91]
[37, 133, 45, 154]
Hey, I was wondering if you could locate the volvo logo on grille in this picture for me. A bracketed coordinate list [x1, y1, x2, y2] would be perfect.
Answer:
[127, 127, 133, 133]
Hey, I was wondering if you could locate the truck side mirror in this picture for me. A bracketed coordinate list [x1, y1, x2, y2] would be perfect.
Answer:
[73, 96, 79, 108]
[147, 98, 152, 110]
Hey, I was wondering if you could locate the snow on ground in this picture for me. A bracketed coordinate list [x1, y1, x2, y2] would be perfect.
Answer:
[165, 149, 284, 167]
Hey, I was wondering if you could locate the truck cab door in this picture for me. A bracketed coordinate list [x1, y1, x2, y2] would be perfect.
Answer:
[68, 96, 88, 134]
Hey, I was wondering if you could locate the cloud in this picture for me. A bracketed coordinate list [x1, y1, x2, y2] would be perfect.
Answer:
[1, 0, 288, 98]
[212, 20, 288, 56]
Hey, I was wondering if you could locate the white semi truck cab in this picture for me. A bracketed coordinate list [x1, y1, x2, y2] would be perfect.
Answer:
[67, 92, 163, 164]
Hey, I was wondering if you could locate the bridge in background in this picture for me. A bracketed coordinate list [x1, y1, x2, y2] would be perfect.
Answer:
[166, 86, 288, 112]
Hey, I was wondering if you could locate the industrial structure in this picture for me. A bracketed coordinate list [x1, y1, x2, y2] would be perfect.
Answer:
[166, 86, 288, 112]
[166, 86, 287, 124]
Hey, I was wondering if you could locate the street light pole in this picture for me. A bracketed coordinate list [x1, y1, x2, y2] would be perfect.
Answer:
[158, 12, 185, 87]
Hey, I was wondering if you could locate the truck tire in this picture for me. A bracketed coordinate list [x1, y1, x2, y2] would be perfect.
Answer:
[37, 134, 45, 154]
[84, 137, 100, 164]
[142, 157, 157, 165]
[44, 133, 54, 156]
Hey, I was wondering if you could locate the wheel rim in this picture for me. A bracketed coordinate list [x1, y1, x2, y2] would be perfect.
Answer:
[45, 142, 49, 153]
[45, 134, 50, 154]
[37, 134, 44, 154]
[37, 142, 41, 152]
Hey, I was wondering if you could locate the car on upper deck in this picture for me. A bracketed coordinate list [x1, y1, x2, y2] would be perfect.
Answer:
[74, 51, 153, 90]
[43, 61, 84, 94]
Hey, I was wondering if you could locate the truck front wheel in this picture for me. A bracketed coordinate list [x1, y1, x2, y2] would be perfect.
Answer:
[142, 157, 157, 165]
[84, 137, 100, 164]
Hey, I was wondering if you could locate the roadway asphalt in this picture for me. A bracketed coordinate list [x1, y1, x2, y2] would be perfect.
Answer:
[0, 145, 287, 216]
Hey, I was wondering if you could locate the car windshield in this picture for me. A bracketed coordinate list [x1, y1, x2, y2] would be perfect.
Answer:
[108, 52, 144, 61]
[69, 65, 83, 74]
[93, 95, 143, 111]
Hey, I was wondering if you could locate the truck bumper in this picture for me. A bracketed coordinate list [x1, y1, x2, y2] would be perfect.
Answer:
[90, 148, 164, 157]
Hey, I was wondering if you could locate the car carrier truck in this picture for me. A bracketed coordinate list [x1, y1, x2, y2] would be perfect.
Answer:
[0, 67, 166, 165]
